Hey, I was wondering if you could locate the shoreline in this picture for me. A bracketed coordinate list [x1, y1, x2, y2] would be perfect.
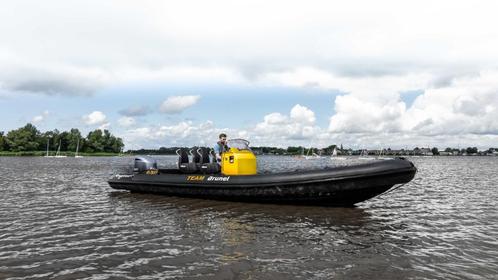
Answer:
[1, 152, 496, 157]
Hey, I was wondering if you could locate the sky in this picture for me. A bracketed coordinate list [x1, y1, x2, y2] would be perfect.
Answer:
[1, 0, 498, 150]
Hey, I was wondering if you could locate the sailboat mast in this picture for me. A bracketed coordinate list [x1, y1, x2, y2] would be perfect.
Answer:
[56, 139, 61, 156]
[75, 138, 79, 157]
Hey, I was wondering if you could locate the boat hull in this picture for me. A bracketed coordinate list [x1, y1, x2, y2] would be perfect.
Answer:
[108, 158, 416, 206]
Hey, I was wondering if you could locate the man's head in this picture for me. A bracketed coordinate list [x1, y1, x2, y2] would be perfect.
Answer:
[219, 133, 227, 143]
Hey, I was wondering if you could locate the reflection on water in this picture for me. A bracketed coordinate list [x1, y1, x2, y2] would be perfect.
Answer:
[0, 156, 497, 279]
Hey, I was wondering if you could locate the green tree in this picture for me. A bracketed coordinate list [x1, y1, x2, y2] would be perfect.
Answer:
[325, 145, 337, 155]
[39, 130, 59, 154]
[64, 128, 83, 152]
[286, 146, 302, 154]
[83, 129, 123, 153]
[48, 129, 61, 152]
[102, 130, 114, 152]
[0, 131, 6, 151]
[108, 136, 124, 153]
[431, 147, 439, 155]
[85, 129, 105, 152]
[58, 131, 70, 151]
[5, 123, 41, 151]
[466, 147, 478, 154]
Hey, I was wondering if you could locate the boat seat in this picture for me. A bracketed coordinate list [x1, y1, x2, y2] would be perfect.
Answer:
[191, 147, 201, 164]
[197, 147, 211, 164]
[176, 148, 198, 173]
[197, 147, 220, 174]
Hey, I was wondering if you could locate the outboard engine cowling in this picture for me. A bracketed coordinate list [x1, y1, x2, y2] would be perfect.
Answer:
[134, 156, 157, 173]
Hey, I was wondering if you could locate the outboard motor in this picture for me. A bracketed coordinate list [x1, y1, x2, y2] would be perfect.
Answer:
[134, 156, 158, 173]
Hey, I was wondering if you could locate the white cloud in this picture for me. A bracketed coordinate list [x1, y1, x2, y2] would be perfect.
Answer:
[32, 110, 49, 124]
[32, 115, 43, 123]
[159, 95, 200, 114]
[403, 71, 498, 136]
[98, 122, 110, 131]
[253, 104, 319, 142]
[263, 113, 287, 125]
[121, 120, 228, 148]
[262, 67, 432, 98]
[262, 66, 498, 138]
[324, 71, 498, 146]
[2, 1, 498, 95]
[118, 105, 151, 116]
[82, 111, 107, 125]
[0, 59, 107, 96]
[118, 116, 136, 127]
[329, 95, 406, 133]
[290, 104, 316, 125]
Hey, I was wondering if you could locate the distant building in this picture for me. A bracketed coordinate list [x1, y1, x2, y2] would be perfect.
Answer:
[419, 148, 433, 156]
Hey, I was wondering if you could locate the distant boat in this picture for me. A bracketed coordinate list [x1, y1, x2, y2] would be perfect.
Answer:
[75, 138, 83, 158]
[359, 149, 374, 160]
[44, 138, 55, 158]
[377, 148, 393, 160]
[330, 147, 346, 160]
[304, 147, 321, 160]
[312, 151, 322, 159]
[54, 139, 67, 158]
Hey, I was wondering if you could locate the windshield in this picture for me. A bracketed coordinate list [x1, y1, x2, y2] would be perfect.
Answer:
[227, 139, 251, 150]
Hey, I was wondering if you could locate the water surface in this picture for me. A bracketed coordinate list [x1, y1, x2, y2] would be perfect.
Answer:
[0, 156, 497, 279]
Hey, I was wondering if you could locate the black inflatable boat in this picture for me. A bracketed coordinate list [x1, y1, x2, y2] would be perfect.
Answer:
[108, 157, 416, 206]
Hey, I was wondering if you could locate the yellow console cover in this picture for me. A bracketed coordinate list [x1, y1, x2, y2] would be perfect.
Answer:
[221, 148, 257, 175]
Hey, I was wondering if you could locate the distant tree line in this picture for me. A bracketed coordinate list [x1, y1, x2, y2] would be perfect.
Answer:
[251, 146, 337, 155]
[443, 147, 481, 154]
[0, 123, 124, 153]
[127, 145, 498, 156]
[127, 145, 340, 155]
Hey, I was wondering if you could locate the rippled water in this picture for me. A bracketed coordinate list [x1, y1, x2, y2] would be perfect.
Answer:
[0, 156, 497, 279]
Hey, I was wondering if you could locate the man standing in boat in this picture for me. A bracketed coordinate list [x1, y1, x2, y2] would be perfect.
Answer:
[214, 133, 228, 162]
